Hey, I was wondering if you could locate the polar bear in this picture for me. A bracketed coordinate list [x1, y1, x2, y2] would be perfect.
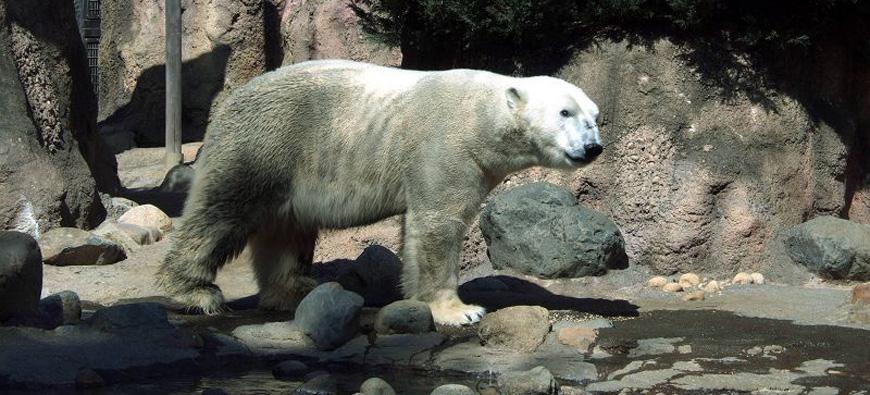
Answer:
[156, 60, 602, 326]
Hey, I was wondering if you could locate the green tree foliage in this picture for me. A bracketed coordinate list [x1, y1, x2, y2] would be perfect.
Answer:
[352, 0, 870, 74]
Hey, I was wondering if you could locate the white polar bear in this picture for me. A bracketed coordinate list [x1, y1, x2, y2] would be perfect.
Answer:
[157, 60, 602, 326]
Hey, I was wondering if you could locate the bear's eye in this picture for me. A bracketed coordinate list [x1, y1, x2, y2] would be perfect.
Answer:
[560, 110, 571, 117]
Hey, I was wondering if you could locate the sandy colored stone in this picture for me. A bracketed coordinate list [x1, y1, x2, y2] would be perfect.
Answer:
[702, 280, 722, 293]
[733, 272, 753, 285]
[682, 291, 705, 302]
[118, 204, 173, 234]
[679, 273, 701, 288]
[851, 283, 870, 305]
[750, 272, 765, 284]
[478, 306, 550, 352]
[662, 283, 683, 293]
[557, 327, 597, 352]
[647, 276, 668, 288]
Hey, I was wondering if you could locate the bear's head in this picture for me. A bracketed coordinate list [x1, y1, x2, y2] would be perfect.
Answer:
[506, 77, 602, 169]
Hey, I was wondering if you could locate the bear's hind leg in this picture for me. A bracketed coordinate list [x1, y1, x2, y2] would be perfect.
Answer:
[250, 226, 319, 311]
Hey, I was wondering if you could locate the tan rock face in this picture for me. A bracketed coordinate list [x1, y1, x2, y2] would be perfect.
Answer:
[118, 205, 173, 234]
[557, 327, 597, 352]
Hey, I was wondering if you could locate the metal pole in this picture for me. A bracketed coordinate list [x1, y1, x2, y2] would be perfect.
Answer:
[164, 0, 183, 170]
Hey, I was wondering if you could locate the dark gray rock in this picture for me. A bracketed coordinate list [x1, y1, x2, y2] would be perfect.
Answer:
[272, 360, 309, 380]
[335, 245, 404, 307]
[159, 164, 195, 193]
[430, 384, 476, 395]
[75, 368, 105, 389]
[480, 182, 627, 279]
[374, 300, 434, 335]
[39, 290, 81, 327]
[294, 282, 364, 350]
[0, 231, 42, 322]
[201, 389, 229, 395]
[86, 302, 173, 334]
[783, 216, 870, 280]
[295, 373, 338, 395]
[497, 366, 560, 395]
[478, 306, 551, 352]
[38, 227, 126, 266]
[360, 377, 396, 395]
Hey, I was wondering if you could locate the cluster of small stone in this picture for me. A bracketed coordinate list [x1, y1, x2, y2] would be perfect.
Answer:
[647, 271, 765, 302]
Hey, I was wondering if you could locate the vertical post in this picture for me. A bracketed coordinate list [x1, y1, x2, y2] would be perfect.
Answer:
[164, 0, 183, 170]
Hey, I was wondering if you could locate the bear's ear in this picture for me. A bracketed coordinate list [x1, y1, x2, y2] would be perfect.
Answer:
[506, 87, 525, 110]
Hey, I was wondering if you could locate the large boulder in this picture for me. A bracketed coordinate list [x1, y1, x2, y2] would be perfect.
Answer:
[480, 182, 628, 279]
[783, 216, 870, 280]
[0, 1, 118, 236]
[477, 306, 550, 352]
[0, 231, 42, 322]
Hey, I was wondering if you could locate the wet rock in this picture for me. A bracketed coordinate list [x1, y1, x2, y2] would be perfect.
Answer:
[374, 300, 434, 335]
[478, 306, 550, 352]
[733, 272, 753, 285]
[159, 164, 195, 193]
[272, 360, 309, 380]
[296, 373, 338, 395]
[231, 321, 316, 355]
[678, 273, 700, 288]
[39, 290, 81, 327]
[38, 227, 126, 266]
[294, 282, 364, 350]
[335, 245, 404, 307]
[783, 216, 870, 280]
[662, 283, 683, 293]
[682, 291, 705, 302]
[359, 377, 396, 395]
[851, 282, 870, 305]
[556, 327, 597, 352]
[0, 231, 42, 322]
[480, 182, 628, 278]
[431, 384, 476, 395]
[497, 366, 560, 395]
[201, 389, 229, 395]
[750, 272, 765, 284]
[86, 302, 173, 334]
[75, 368, 105, 389]
[647, 276, 668, 288]
[118, 204, 173, 234]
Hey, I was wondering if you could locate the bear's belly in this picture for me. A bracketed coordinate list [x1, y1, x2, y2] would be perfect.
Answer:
[288, 180, 406, 229]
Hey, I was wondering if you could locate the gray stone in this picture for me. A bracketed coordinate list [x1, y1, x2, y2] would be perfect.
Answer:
[296, 373, 338, 395]
[38, 227, 125, 266]
[272, 360, 309, 380]
[294, 282, 364, 350]
[0, 231, 43, 322]
[430, 384, 476, 395]
[159, 164, 195, 193]
[498, 366, 560, 395]
[335, 245, 404, 307]
[783, 216, 870, 280]
[478, 306, 551, 352]
[39, 290, 81, 327]
[359, 377, 396, 395]
[480, 182, 627, 279]
[86, 302, 173, 334]
[75, 368, 105, 389]
[374, 300, 434, 334]
[231, 321, 319, 357]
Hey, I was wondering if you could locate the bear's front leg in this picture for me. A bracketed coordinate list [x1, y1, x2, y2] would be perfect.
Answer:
[402, 209, 485, 326]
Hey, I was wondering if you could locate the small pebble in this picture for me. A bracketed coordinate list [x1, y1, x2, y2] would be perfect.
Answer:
[678, 273, 700, 288]
[662, 283, 683, 293]
[750, 272, 765, 284]
[702, 280, 721, 293]
[733, 272, 753, 285]
[647, 276, 668, 288]
[682, 291, 705, 301]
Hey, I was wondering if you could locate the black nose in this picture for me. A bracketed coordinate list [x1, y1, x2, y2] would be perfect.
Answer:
[584, 143, 603, 159]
